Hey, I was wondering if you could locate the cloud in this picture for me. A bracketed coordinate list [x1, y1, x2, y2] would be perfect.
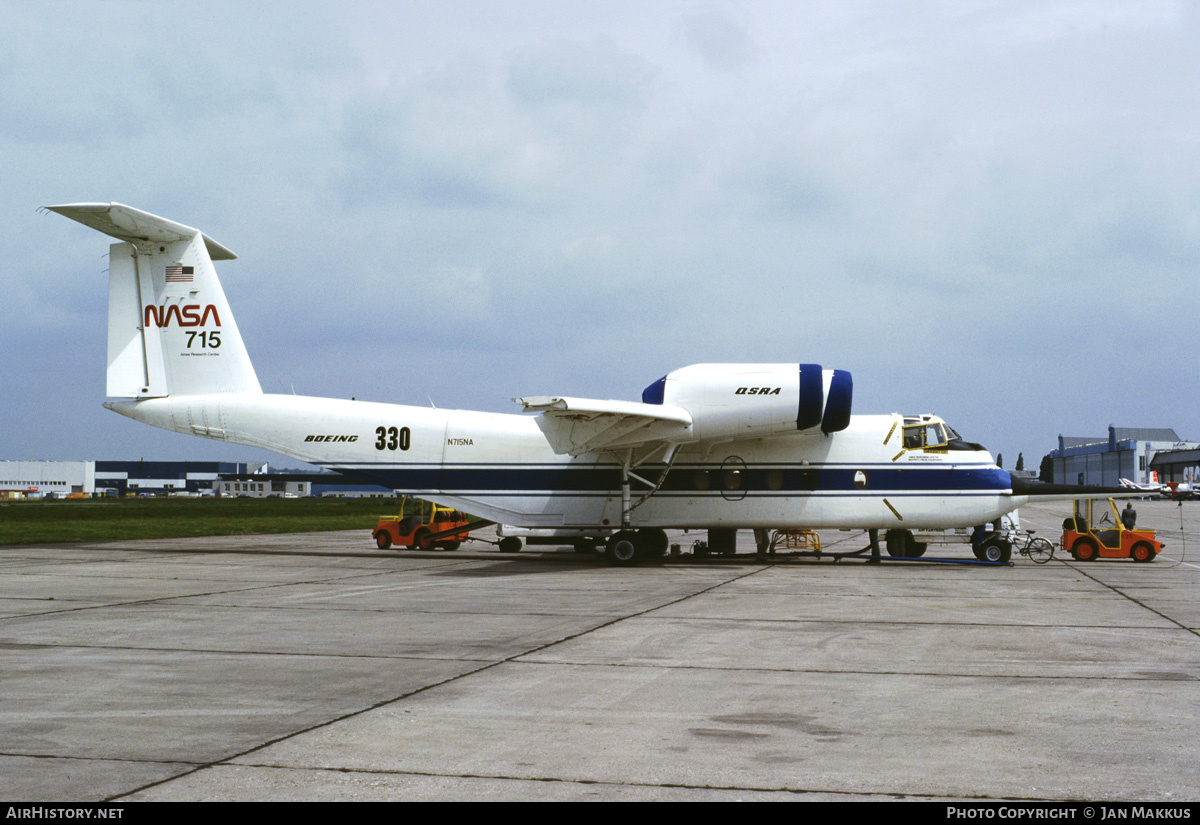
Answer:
[2, 0, 1198, 466]
[680, 7, 753, 72]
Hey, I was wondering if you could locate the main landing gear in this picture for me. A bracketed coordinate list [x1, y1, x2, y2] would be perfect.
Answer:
[884, 529, 928, 558]
[605, 528, 669, 567]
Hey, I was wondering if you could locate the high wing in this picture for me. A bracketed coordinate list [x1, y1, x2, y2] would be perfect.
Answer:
[517, 363, 854, 456]
[517, 396, 692, 456]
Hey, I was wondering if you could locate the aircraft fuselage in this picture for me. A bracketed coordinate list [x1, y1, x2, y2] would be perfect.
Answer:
[109, 394, 1017, 531]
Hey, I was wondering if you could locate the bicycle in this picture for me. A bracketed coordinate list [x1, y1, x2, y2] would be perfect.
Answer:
[1014, 529, 1055, 564]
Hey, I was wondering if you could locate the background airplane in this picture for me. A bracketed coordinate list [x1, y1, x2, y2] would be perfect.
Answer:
[1120, 477, 1194, 500]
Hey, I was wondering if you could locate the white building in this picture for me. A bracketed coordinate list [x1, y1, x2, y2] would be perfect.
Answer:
[217, 478, 312, 498]
[0, 461, 95, 498]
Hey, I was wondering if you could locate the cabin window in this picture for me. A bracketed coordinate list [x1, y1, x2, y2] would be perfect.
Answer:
[722, 469, 743, 492]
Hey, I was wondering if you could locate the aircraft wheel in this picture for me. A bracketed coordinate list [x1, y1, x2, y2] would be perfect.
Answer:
[1071, 538, 1098, 561]
[498, 537, 521, 553]
[375, 531, 392, 550]
[885, 529, 913, 557]
[705, 529, 737, 556]
[1131, 541, 1156, 563]
[637, 528, 669, 559]
[980, 539, 1011, 563]
[606, 531, 641, 567]
[412, 528, 435, 551]
[909, 541, 927, 558]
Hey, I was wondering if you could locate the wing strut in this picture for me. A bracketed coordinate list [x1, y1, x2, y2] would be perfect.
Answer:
[618, 443, 681, 528]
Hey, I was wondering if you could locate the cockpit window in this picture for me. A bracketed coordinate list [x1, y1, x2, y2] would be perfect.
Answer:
[903, 422, 952, 450]
[903, 426, 924, 449]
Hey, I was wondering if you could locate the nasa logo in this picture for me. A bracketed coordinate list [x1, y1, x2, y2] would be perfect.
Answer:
[144, 304, 222, 328]
[735, 387, 782, 395]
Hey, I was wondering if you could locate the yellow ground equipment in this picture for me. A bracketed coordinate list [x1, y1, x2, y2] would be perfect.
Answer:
[770, 529, 823, 553]
[374, 496, 471, 551]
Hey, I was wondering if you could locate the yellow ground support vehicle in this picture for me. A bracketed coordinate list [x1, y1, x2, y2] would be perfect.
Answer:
[1061, 497, 1162, 562]
[373, 496, 471, 551]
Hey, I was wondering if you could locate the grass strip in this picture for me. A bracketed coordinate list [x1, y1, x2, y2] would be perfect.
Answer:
[0, 497, 409, 545]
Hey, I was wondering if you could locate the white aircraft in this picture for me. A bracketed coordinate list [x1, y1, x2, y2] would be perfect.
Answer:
[1119, 477, 1194, 500]
[48, 202, 1095, 564]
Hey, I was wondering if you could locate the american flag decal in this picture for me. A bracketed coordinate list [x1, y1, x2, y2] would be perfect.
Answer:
[165, 265, 195, 283]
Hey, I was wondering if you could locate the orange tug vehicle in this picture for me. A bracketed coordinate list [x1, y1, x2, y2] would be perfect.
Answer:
[1062, 497, 1162, 562]
[374, 497, 472, 551]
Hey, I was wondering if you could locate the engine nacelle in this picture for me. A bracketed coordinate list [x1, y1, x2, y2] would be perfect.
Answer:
[641, 363, 852, 442]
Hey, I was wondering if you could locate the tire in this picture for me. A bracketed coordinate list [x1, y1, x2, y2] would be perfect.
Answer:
[412, 527, 434, 551]
[637, 528, 669, 559]
[1131, 541, 1155, 563]
[885, 529, 912, 557]
[1027, 537, 1054, 564]
[709, 528, 737, 556]
[909, 541, 927, 558]
[1071, 538, 1098, 562]
[980, 539, 1011, 563]
[375, 531, 392, 550]
[573, 540, 597, 554]
[606, 531, 641, 567]
[498, 537, 522, 553]
[439, 541, 461, 552]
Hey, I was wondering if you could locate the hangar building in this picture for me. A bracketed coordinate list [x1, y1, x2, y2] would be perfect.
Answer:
[2, 460, 392, 498]
[1150, 448, 1200, 486]
[95, 461, 248, 496]
[1047, 426, 1199, 487]
[0, 461, 95, 498]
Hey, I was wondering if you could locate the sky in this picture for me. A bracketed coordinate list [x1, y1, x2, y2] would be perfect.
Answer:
[2, 0, 1198, 471]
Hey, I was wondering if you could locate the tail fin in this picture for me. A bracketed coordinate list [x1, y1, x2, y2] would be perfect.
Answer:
[46, 203, 261, 398]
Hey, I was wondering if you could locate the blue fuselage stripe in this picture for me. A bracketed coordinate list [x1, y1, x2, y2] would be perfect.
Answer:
[322, 464, 1011, 495]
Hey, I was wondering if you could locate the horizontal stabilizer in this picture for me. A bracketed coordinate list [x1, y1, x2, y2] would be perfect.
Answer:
[516, 396, 692, 456]
[45, 203, 236, 261]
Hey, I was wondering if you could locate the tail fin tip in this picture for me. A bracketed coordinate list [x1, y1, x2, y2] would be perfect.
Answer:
[50, 201, 260, 399]
[45, 202, 237, 261]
